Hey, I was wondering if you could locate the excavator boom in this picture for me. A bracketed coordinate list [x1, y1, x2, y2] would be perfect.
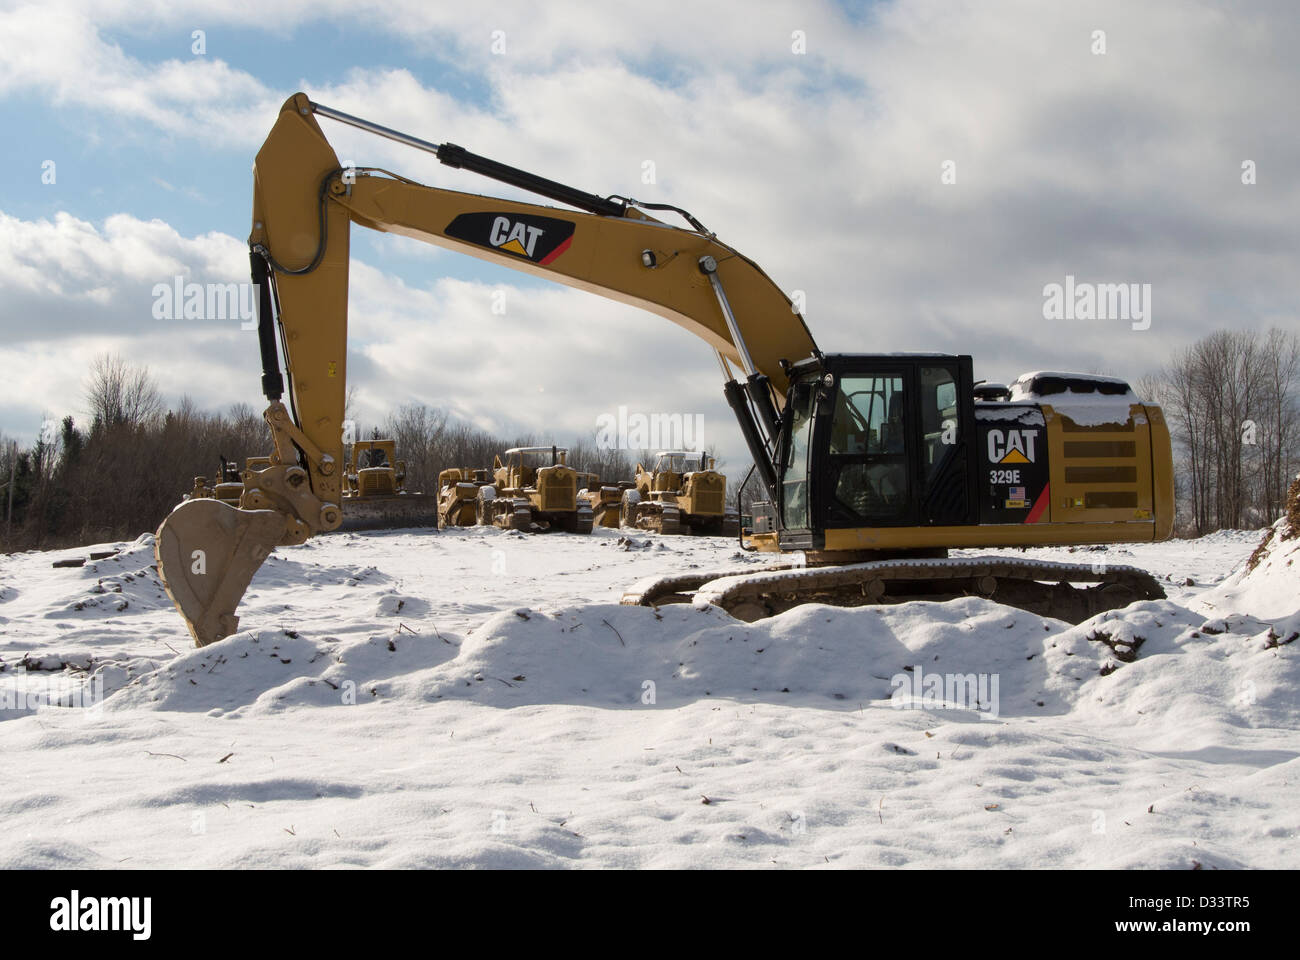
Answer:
[156, 93, 815, 645]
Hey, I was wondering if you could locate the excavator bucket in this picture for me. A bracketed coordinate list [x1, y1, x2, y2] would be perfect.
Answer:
[154, 498, 288, 647]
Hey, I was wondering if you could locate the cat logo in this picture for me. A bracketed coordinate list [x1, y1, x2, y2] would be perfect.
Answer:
[987, 428, 1037, 464]
[490, 217, 543, 258]
[444, 212, 575, 265]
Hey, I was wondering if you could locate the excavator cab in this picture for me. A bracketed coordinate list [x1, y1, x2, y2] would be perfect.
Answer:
[766, 352, 1172, 557]
[773, 354, 974, 550]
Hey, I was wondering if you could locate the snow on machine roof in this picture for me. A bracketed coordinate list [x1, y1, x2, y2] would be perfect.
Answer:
[1008, 371, 1141, 428]
[1008, 371, 1136, 402]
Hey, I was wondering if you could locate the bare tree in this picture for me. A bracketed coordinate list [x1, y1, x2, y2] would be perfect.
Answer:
[383, 402, 449, 492]
[1258, 328, 1300, 522]
[1157, 328, 1297, 534]
[84, 353, 163, 429]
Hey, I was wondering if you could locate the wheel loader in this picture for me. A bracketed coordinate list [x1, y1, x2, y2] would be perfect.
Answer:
[621, 451, 739, 536]
[152, 93, 1174, 647]
[475, 447, 594, 533]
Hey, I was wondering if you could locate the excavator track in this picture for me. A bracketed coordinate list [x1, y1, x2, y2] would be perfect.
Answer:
[621, 555, 1165, 624]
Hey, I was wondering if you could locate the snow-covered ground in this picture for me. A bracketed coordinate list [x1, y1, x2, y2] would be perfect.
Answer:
[0, 520, 1295, 869]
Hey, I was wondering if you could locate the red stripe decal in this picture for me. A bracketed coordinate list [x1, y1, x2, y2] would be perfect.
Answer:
[1025, 483, 1050, 524]
[539, 235, 572, 265]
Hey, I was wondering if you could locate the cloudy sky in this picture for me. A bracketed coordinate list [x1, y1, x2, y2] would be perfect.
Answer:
[1, 0, 1296, 467]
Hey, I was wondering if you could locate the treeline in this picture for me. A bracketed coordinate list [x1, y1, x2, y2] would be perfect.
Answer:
[1141, 328, 1299, 534]
[8, 328, 1289, 552]
[1, 355, 270, 550]
[0, 355, 686, 552]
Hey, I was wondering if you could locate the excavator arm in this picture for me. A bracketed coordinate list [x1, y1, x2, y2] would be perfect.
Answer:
[155, 92, 818, 646]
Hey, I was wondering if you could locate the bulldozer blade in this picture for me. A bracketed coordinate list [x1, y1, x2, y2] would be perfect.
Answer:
[337, 493, 440, 531]
[155, 498, 288, 647]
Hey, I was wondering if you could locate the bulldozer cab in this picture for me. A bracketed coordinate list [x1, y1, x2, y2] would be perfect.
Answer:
[349, 440, 399, 472]
[345, 439, 405, 498]
[653, 452, 705, 475]
[499, 447, 568, 489]
[641, 451, 709, 495]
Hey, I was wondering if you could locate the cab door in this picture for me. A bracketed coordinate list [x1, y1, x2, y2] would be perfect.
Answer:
[914, 361, 975, 525]
[816, 358, 975, 532]
[778, 380, 816, 533]
[821, 367, 917, 527]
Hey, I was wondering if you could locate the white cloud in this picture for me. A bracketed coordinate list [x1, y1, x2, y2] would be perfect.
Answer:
[0, 5, 277, 145]
[0, 210, 738, 458]
[1, 0, 1297, 460]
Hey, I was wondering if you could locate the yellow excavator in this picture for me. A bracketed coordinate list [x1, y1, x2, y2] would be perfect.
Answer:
[154, 93, 1174, 646]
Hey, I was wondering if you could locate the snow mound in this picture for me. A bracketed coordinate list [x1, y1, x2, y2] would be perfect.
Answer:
[99, 623, 465, 717]
[1201, 475, 1300, 620]
[96, 589, 1299, 732]
[101, 629, 341, 714]
[417, 600, 1071, 713]
[29, 537, 171, 623]
[1061, 603, 1300, 738]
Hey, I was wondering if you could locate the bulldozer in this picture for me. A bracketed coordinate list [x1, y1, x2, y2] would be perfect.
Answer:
[475, 447, 594, 533]
[188, 457, 270, 503]
[153, 93, 1174, 647]
[335, 438, 438, 530]
[578, 473, 628, 528]
[186, 457, 244, 506]
[185, 476, 213, 502]
[436, 467, 490, 528]
[344, 439, 405, 497]
[621, 451, 738, 536]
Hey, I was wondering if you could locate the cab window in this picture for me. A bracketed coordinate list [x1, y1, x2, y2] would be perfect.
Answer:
[828, 374, 908, 520]
[920, 366, 958, 484]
